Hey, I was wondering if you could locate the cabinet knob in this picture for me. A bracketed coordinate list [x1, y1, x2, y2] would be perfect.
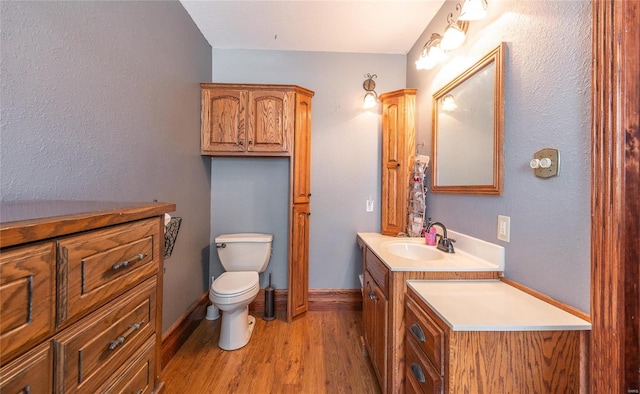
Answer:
[248, 140, 253, 145]
[307, 193, 312, 197]
[410, 362, 426, 383]
[397, 163, 401, 167]
[238, 140, 244, 146]
[368, 291, 376, 300]
[306, 212, 311, 217]
[410, 323, 426, 342]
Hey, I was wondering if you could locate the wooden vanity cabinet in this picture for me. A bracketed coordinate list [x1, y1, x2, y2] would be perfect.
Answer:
[379, 89, 416, 236]
[404, 285, 585, 393]
[359, 239, 498, 394]
[0, 201, 174, 394]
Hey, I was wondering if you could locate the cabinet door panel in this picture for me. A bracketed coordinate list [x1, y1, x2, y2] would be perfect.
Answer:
[293, 93, 312, 203]
[381, 99, 405, 235]
[57, 219, 159, 327]
[288, 204, 310, 319]
[0, 341, 53, 394]
[201, 89, 246, 153]
[0, 242, 55, 364]
[54, 278, 156, 394]
[248, 90, 293, 153]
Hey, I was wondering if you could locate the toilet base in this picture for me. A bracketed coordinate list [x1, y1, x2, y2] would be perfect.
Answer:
[218, 306, 256, 351]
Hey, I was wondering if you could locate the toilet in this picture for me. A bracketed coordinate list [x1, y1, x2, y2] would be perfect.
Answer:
[209, 233, 273, 350]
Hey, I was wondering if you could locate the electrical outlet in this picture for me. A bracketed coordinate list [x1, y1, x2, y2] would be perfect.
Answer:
[497, 215, 510, 242]
[366, 198, 374, 212]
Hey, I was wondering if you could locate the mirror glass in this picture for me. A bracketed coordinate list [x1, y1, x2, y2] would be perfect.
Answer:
[432, 43, 504, 195]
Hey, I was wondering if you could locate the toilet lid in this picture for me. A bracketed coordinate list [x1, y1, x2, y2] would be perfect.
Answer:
[211, 271, 259, 296]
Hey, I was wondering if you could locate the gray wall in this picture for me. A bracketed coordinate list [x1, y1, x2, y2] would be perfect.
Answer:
[0, 1, 212, 332]
[407, 0, 591, 312]
[210, 50, 406, 289]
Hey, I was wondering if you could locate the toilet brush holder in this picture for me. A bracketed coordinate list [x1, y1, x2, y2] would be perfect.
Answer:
[206, 304, 220, 320]
[264, 273, 275, 321]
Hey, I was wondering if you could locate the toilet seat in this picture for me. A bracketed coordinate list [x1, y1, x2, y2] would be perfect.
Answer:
[211, 271, 259, 298]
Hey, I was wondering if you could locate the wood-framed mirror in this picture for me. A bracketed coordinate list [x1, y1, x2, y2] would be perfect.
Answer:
[431, 42, 505, 195]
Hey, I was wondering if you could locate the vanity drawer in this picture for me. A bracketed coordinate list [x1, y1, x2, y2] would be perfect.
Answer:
[54, 277, 157, 394]
[57, 218, 160, 327]
[0, 242, 56, 364]
[405, 333, 443, 394]
[365, 248, 388, 296]
[0, 341, 53, 394]
[99, 336, 156, 394]
[405, 295, 444, 373]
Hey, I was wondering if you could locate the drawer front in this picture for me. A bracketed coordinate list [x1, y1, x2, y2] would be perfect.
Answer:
[405, 334, 443, 394]
[365, 248, 388, 296]
[0, 341, 53, 394]
[0, 242, 55, 364]
[54, 278, 157, 394]
[99, 336, 156, 394]
[57, 218, 160, 326]
[405, 295, 445, 373]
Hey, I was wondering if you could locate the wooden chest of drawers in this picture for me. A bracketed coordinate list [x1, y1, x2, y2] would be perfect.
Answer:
[0, 201, 174, 394]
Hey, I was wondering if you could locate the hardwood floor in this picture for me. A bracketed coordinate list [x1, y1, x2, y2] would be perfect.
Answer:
[162, 310, 381, 393]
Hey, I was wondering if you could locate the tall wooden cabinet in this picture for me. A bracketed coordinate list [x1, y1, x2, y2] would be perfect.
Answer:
[379, 89, 416, 236]
[201, 83, 313, 321]
[0, 201, 174, 394]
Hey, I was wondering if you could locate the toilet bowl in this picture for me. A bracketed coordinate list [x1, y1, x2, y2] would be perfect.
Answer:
[209, 271, 260, 350]
[209, 233, 273, 350]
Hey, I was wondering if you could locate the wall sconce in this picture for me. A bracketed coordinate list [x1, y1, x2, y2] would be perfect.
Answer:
[441, 94, 458, 111]
[362, 73, 378, 109]
[415, 1, 487, 70]
[459, 0, 488, 21]
[415, 33, 446, 70]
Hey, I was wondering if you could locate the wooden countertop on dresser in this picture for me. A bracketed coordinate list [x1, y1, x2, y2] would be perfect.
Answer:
[0, 200, 176, 247]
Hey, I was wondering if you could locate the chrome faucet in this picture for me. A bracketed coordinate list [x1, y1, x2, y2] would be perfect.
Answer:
[426, 221, 456, 253]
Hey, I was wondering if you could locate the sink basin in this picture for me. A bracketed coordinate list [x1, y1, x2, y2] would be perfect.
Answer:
[383, 242, 444, 261]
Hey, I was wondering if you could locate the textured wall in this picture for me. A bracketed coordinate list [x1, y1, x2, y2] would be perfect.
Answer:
[406, 0, 591, 312]
[210, 50, 406, 289]
[1, 1, 212, 332]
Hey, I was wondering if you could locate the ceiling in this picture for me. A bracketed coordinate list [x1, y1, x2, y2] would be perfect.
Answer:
[179, 1, 446, 55]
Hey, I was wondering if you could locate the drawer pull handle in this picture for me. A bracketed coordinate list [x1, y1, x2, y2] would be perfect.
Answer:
[410, 323, 426, 342]
[24, 385, 31, 394]
[410, 362, 426, 383]
[112, 253, 147, 271]
[108, 321, 144, 350]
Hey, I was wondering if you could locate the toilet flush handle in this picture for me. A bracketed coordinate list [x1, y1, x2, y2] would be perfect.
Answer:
[216, 243, 226, 249]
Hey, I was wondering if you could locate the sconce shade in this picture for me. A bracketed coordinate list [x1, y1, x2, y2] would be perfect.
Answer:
[440, 15, 467, 51]
[415, 33, 446, 70]
[458, 0, 488, 21]
[441, 94, 458, 111]
[363, 91, 378, 109]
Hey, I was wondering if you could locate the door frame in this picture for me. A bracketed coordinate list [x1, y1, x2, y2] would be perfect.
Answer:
[590, 0, 639, 391]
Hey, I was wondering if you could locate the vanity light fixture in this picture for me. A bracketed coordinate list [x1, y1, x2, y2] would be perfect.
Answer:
[362, 73, 378, 109]
[441, 94, 458, 111]
[458, 0, 488, 21]
[440, 9, 469, 51]
[415, 33, 446, 70]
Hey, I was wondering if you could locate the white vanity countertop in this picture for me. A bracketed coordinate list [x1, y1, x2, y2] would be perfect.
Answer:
[357, 232, 502, 272]
[407, 280, 591, 331]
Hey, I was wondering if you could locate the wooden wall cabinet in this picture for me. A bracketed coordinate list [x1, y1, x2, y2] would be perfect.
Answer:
[379, 89, 416, 236]
[201, 83, 314, 321]
[359, 239, 498, 393]
[0, 201, 174, 394]
[404, 284, 585, 393]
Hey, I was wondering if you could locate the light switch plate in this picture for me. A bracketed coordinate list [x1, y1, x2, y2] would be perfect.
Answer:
[497, 215, 510, 242]
[534, 148, 560, 178]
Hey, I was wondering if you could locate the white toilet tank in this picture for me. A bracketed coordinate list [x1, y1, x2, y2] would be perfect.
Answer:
[215, 233, 273, 272]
